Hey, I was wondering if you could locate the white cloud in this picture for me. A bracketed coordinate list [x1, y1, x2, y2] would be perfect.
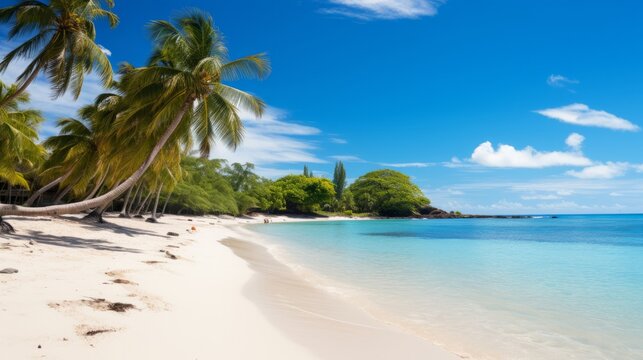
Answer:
[238, 108, 320, 136]
[323, 0, 440, 20]
[212, 108, 325, 165]
[330, 155, 366, 162]
[330, 137, 347, 144]
[379, 162, 433, 168]
[471, 141, 591, 168]
[98, 44, 112, 56]
[536, 103, 639, 132]
[521, 194, 559, 200]
[547, 74, 578, 88]
[442, 156, 476, 169]
[253, 167, 301, 178]
[536, 201, 587, 210]
[566, 162, 629, 179]
[490, 200, 525, 210]
[565, 133, 585, 150]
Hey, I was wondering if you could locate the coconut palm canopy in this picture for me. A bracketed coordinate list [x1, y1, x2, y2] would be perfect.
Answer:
[0, 80, 44, 188]
[0, 0, 118, 105]
[0, 7, 270, 225]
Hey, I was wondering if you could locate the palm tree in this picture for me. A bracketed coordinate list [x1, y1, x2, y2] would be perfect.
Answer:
[224, 162, 259, 192]
[24, 97, 116, 206]
[0, 0, 118, 106]
[0, 80, 44, 231]
[0, 81, 44, 188]
[0, 10, 269, 230]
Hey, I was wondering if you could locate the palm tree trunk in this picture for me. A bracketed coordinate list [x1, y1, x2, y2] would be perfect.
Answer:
[128, 184, 142, 215]
[146, 186, 163, 223]
[54, 185, 73, 204]
[119, 186, 134, 218]
[134, 191, 152, 217]
[8, 185, 12, 205]
[23, 170, 73, 206]
[0, 65, 42, 107]
[83, 171, 108, 201]
[161, 190, 173, 217]
[0, 100, 191, 219]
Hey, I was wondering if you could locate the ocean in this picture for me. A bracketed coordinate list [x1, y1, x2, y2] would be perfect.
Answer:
[249, 215, 643, 359]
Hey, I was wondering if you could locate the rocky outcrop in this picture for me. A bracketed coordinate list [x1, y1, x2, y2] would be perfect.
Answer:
[415, 206, 530, 219]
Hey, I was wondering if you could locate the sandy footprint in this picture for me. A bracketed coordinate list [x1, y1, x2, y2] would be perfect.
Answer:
[49, 298, 136, 313]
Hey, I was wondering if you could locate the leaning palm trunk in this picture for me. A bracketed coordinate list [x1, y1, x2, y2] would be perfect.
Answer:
[127, 184, 143, 215]
[146, 186, 163, 223]
[134, 191, 153, 217]
[119, 186, 134, 218]
[160, 191, 173, 217]
[0, 101, 190, 220]
[84, 171, 109, 201]
[54, 185, 73, 204]
[23, 170, 73, 206]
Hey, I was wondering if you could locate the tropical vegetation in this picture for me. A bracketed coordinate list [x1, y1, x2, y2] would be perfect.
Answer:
[349, 169, 430, 217]
[0, 1, 431, 232]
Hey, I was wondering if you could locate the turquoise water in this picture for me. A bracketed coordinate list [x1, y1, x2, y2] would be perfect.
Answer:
[249, 215, 643, 359]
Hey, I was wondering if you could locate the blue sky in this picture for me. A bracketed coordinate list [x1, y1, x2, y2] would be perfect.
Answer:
[2, 0, 643, 214]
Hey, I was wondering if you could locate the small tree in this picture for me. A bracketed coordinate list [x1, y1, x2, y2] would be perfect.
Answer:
[272, 175, 334, 213]
[349, 169, 429, 217]
[332, 161, 346, 201]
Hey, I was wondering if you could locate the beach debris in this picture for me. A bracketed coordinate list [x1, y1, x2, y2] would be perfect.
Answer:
[112, 278, 137, 285]
[166, 245, 179, 248]
[37, 345, 41, 349]
[60, 298, 137, 313]
[188, 219, 193, 222]
[84, 329, 114, 337]
[167, 232, 179, 237]
[191, 225, 197, 231]
[164, 250, 178, 260]
[108, 302, 135, 312]
[29, 240, 35, 245]
[0, 268, 18, 274]
[143, 260, 165, 265]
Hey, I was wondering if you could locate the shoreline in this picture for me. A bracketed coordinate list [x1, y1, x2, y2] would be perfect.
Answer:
[0, 213, 457, 359]
[220, 236, 458, 360]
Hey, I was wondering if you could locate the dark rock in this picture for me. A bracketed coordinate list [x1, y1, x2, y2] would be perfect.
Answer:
[0, 268, 18, 274]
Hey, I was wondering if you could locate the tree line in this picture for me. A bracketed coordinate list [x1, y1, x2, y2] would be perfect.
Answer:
[0, 1, 430, 232]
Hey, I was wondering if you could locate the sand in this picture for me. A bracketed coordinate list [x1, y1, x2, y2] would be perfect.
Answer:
[0, 214, 457, 359]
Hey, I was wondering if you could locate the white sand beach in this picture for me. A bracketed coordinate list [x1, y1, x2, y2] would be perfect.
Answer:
[0, 214, 457, 359]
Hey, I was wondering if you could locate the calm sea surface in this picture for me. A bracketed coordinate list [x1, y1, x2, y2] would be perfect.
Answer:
[249, 215, 643, 359]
